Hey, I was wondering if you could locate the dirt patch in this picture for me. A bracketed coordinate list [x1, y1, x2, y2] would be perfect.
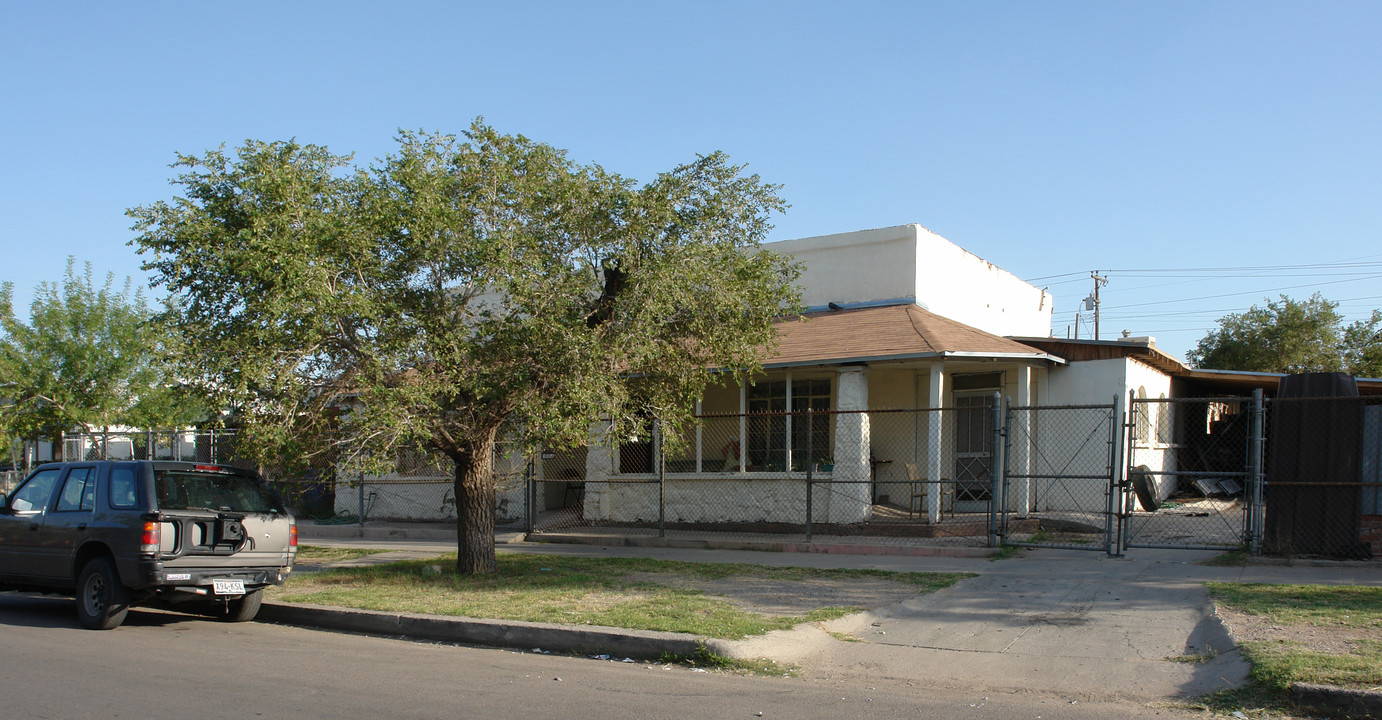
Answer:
[625, 573, 924, 616]
[1214, 605, 1382, 656]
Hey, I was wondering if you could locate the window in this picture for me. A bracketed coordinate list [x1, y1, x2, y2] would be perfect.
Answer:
[1156, 393, 1171, 444]
[1134, 387, 1150, 444]
[747, 377, 831, 471]
[56, 467, 96, 512]
[617, 417, 655, 474]
[110, 467, 139, 509]
[8, 469, 62, 513]
[155, 469, 283, 513]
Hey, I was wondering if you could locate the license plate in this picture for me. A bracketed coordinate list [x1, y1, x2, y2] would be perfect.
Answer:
[212, 579, 245, 595]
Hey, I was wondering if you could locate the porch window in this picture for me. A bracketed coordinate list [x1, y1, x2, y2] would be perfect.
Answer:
[616, 417, 655, 474]
[746, 378, 831, 471]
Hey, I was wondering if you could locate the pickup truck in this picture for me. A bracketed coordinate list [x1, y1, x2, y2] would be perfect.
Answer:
[0, 460, 296, 629]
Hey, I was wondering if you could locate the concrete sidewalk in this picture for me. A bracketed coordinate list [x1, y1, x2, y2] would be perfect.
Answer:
[283, 521, 1382, 706]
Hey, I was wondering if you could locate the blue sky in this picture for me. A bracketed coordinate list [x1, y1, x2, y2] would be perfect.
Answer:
[3, 1, 1380, 360]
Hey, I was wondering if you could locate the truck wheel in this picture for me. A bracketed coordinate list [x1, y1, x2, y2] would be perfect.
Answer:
[221, 589, 263, 623]
[76, 558, 130, 630]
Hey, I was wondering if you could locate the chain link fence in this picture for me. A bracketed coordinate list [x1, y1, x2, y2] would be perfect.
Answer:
[1003, 404, 1119, 552]
[333, 443, 529, 528]
[1119, 392, 1382, 559]
[47, 391, 1381, 561]
[1264, 395, 1382, 559]
[1, 470, 23, 496]
[62, 428, 248, 466]
[530, 406, 1009, 548]
[1122, 396, 1257, 551]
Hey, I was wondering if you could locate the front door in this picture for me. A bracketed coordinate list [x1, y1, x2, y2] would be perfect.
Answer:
[0, 467, 64, 577]
[953, 392, 994, 512]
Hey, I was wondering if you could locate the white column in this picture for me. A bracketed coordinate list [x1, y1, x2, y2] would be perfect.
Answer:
[832, 367, 871, 523]
[584, 421, 615, 521]
[927, 362, 946, 523]
[1015, 365, 1033, 518]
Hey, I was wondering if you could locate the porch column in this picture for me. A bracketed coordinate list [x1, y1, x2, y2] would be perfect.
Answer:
[927, 362, 946, 523]
[1015, 365, 1033, 518]
[584, 421, 615, 521]
[832, 367, 871, 524]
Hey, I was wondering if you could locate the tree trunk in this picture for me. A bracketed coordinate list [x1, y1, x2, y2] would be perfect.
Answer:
[452, 427, 500, 575]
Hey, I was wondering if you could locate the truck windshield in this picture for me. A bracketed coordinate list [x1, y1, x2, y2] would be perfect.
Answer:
[154, 470, 283, 514]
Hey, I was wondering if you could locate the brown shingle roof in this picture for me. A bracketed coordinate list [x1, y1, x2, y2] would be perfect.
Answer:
[764, 304, 1057, 368]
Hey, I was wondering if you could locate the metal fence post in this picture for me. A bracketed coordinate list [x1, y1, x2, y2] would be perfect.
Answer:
[656, 419, 666, 539]
[989, 393, 1002, 548]
[1118, 390, 1136, 556]
[806, 408, 815, 543]
[1248, 388, 1265, 556]
[358, 471, 366, 527]
[807, 409, 812, 538]
[1105, 398, 1121, 557]
[525, 457, 535, 535]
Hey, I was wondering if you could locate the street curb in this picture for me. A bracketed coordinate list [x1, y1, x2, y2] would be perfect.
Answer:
[1290, 682, 1382, 719]
[258, 601, 729, 661]
[526, 532, 996, 558]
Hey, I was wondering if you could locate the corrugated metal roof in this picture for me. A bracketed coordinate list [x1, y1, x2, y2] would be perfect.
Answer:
[763, 304, 1059, 368]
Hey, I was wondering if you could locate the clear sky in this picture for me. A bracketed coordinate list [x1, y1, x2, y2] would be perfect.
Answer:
[3, 1, 1380, 361]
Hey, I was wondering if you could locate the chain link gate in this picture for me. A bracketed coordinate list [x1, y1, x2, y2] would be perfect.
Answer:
[1000, 403, 1119, 553]
[1120, 392, 1263, 552]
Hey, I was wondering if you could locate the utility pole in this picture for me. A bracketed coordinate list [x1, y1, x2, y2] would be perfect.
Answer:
[1084, 272, 1108, 340]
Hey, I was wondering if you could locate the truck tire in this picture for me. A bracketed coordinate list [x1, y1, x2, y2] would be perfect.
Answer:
[76, 558, 130, 630]
[221, 588, 263, 623]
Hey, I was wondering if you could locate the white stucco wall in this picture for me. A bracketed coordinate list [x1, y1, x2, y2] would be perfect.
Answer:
[1124, 359, 1178, 509]
[333, 449, 528, 523]
[766, 224, 1053, 337]
[1038, 357, 1178, 513]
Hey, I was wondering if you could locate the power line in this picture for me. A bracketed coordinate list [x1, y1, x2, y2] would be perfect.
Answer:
[1104, 274, 1382, 310]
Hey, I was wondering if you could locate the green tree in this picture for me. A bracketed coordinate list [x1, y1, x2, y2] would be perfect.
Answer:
[1342, 309, 1382, 378]
[0, 259, 202, 459]
[1187, 293, 1376, 374]
[129, 121, 801, 574]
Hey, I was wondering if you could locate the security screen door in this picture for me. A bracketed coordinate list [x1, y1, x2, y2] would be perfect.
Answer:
[953, 392, 994, 510]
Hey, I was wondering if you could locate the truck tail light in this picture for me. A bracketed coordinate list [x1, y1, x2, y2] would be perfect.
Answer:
[289, 524, 298, 547]
[140, 521, 161, 553]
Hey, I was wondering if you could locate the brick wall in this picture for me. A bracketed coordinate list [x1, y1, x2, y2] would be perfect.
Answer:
[1362, 515, 1382, 558]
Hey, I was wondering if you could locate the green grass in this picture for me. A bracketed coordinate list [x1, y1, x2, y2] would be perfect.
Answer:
[1239, 640, 1382, 691]
[1203, 582, 1382, 704]
[294, 545, 393, 563]
[275, 553, 969, 639]
[988, 544, 1025, 561]
[1186, 682, 1290, 716]
[1205, 583, 1382, 630]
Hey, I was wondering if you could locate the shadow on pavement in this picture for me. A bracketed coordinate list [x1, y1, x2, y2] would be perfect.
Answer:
[0, 592, 212, 630]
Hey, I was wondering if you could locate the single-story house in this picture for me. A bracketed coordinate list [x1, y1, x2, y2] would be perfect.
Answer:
[559, 224, 1185, 525]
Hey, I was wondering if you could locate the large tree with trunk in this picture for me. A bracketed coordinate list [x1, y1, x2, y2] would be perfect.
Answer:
[129, 121, 800, 573]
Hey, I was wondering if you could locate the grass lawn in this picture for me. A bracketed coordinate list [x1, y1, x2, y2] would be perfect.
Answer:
[271, 553, 969, 640]
[1196, 582, 1382, 714]
[293, 545, 394, 563]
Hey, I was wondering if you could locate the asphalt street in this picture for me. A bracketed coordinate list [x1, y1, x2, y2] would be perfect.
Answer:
[0, 593, 1205, 720]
